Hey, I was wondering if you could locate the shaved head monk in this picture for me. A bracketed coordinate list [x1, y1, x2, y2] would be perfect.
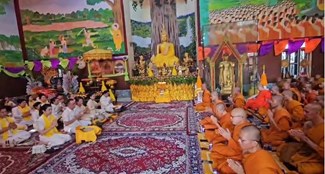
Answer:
[200, 101, 233, 143]
[261, 95, 292, 147]
[229, 87, 246, 109]
[278, 103, 324, 174]
[195, 83, 212, 111]
[210, 108, 251, 173]
[227, 125, 283, 174]
[282, 90, 304, 128]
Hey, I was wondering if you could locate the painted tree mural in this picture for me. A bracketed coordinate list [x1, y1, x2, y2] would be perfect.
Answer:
[87, 0, 125, 39]
[0, 0, 10, 15]
[150, 0, 180, 56]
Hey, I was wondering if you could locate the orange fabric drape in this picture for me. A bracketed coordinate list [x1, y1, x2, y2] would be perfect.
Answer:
[274, 40, 288, 56]
[247, 44, 260, 53]
[198, 46, 211, 61]
[305, 38, 321, 53]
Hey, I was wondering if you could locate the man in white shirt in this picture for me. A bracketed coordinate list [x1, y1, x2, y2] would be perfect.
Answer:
[100, 90, 114, 112]
[51, 97, 63, 119]
[61, 99, 91, 133]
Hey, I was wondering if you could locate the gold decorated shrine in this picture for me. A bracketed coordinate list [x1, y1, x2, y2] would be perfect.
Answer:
[130, 76, 196, 102]
[83, 49, 113, 61]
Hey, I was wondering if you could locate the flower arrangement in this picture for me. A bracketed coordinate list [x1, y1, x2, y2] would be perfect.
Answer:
[129, 75, 196, 86]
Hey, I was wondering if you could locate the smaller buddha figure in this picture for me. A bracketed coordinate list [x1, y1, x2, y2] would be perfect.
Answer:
[152, 26, 179, 67]
[138, 56, 146, 76]
[219, 55, 235, 94]
[161, 63, 168, 76]
[147, 62, 154, 77]
[183, 52, 193, 68]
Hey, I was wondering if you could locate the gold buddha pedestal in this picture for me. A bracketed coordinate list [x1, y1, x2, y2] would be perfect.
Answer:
[155, 82, 171, 103]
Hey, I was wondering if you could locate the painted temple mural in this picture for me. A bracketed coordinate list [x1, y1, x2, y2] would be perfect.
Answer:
[129, 0, 196, 65]
[0, 0, 24, 66]
[18, 0, 127, 60]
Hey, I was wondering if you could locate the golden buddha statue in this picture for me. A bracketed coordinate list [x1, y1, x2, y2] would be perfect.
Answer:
[152, 26, 179, 67]
[219, 55, 235, 94]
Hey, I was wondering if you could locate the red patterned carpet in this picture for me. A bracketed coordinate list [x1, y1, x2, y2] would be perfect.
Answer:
[127, 101, 191, 110]
[0, 148, 50, 174]
[29, 101, 202, 173]
[32, 132, 201, 174]
[103, 109, 187, 132]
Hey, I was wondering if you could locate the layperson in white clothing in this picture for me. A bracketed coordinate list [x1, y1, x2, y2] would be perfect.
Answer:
[100, 90, 114, 112]
[36, 94, 49, 106]
[75, 97, 92, 121]
[31, 102, 41, 129]
[0, 106, 31, 145]
[36, 104, 71, 147]
[11, 99, 33, 127]
[51, 97, 64, 119]
[87, 93, 108, 120]
[62, 99, 91, 133]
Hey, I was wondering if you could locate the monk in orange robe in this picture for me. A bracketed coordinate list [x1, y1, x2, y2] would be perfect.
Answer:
[195, 84, 212, 111]
[277, 103, 324, 174]
[229, 87, 246, 109]
[210, 108, 251, 173]
[205, 91, 221, 114]
[228, 125, 284, 174]
[246, 84, 272, 111]
[282, 81, 302, 102]
[261, 95, 292, 146]
[207, 107, 234, 144]
[282, 90, 305, 128]
[200, 100, 233, 143]
[316, 95, 324, 119]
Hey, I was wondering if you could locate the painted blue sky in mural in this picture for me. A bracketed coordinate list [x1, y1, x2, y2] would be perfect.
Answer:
[0, 1, 19, 36]
[19, 0, 111, 14]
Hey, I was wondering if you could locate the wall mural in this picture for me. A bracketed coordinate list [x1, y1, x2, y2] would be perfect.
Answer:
[0, 0, 24, 67]
[200, 0, 324, 45]
[130, 0, 196, 64]
[18, 0, 127, 61]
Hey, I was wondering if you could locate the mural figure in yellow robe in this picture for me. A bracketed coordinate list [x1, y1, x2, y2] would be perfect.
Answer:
[110, 23, 123, 51]
[152, 26, 179, 67]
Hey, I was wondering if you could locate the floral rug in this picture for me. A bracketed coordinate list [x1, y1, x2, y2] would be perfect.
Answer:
[0, 148, 50, 174]
[126, 101, 191, 110]
[103, 109, 188, 132]
[32, 132, 202, 174]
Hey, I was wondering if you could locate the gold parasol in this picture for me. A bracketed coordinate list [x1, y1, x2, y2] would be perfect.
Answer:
[83, 49, 113, 61]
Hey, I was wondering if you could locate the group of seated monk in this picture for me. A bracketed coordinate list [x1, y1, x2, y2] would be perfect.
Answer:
[196, 74, 324, 174]
[0, 90, 120, 148]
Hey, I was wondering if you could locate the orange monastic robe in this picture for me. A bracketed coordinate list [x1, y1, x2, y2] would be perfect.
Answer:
[262, 108, 292, 146]
[243, 149, 284, 174]
[211, 121, 251, 173]
[200, 110, 233, 141]
[207, 113, 234, 144]
[233, 93, 246, 108]
[291, 123, 324, 174]
[246, 90, 272, 110]
[306, 92, 317, 104]
[290, 87, 302, 102]
[285, 100, 304, 128]
[195, 89, 211, 111]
